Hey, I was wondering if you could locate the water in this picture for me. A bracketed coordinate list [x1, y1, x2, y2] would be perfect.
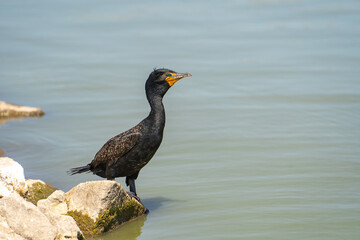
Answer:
[1, 0, 360, 239]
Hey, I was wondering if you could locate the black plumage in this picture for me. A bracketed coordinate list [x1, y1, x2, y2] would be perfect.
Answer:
[69, 68, 192, 196]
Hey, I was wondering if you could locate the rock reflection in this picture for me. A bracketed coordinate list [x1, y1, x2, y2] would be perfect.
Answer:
[93, 215, 147, 240]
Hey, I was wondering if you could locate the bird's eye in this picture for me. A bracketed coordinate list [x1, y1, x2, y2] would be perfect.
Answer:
[167, 74, 172, 77]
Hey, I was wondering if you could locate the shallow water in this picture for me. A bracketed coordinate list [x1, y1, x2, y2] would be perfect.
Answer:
[1, 0, 360, 239]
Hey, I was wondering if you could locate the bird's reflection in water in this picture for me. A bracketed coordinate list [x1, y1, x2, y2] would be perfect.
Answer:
[141, 196, 174, 211]
[93, 215, 147, 240]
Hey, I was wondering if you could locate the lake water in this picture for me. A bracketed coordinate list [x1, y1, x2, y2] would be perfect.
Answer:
[1, 0, 360, 239]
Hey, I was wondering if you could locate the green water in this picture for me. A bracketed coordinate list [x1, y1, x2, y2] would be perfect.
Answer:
[1, 0, 360, 239]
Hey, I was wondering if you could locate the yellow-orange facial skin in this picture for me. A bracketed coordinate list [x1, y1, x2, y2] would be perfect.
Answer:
[165, 73, 178, 87]
[165, 72, 192, 87]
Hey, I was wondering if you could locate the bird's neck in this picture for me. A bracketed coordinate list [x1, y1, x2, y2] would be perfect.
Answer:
[147, 94, 166, 129]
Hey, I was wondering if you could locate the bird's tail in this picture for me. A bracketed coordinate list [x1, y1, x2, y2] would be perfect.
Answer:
[67, 164, 91, 175]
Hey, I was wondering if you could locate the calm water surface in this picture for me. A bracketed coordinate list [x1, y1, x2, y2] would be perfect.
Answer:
[1, 0, 360, 239]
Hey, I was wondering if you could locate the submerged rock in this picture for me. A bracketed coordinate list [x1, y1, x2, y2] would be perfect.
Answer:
[65, 181, 146, 235]
[0, 101, 44, 118]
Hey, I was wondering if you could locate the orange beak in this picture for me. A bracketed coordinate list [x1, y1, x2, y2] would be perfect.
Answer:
[165, 72, 192, 86]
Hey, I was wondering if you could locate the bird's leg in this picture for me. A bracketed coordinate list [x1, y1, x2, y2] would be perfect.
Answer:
[126, 177, 139, 199]
[125, 177, 148, 213]
[128, 178, 137, 196]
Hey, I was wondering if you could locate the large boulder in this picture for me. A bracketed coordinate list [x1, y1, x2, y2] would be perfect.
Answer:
[0, 101, 44, 118]
[0, 157, 27, 198]
[65, 181, 146, 235]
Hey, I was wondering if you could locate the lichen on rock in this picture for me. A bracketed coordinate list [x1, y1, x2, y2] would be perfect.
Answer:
[95, 196, 145, 233]
[23, 179, 57, 205]
[65, 181, 146, 236]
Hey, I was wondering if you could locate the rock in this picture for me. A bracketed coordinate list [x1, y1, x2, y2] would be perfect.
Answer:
[44, 212, 85, 240]
[0, 215, 26, 240]
[0, 157, 27, 198]
[0, 193, 58, 240]
[0, 158, 145, 238]
[65, 180, 146, 235]
[0, 192, 85, 240]
[0, 148, 4, 157]
[0, 158, 85, 239]
[37, 190, 68, 215]
[0, 101, 44, 118]
[24, 179, 57, 205]
[0, 158, 56, 202]
[37, 190, 85, 240]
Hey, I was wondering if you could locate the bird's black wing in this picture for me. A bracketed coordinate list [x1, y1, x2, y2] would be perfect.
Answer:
[91, 131, 141, 168]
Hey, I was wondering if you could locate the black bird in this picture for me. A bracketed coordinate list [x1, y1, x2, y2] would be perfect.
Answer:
[69, 68, 192, 197]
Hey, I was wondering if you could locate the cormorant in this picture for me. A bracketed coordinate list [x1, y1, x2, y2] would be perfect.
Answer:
[69, 68, 192, 198]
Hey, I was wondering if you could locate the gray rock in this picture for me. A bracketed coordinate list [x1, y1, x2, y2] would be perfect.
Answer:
[65, 180, 146, 235]
[0, 193, 58, 240]
[0, 101, 44, 118]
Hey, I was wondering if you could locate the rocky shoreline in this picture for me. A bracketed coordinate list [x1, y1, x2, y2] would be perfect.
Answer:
[0, 102, 147, 239]
[0, 157, 147, 240]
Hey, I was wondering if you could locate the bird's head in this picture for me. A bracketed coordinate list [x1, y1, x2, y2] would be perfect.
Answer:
[145, 68, 192, 98]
